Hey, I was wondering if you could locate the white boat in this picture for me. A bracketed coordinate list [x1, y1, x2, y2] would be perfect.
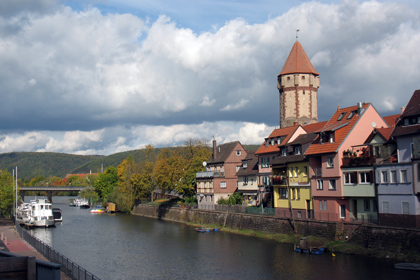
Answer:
[16, 203, 31, 225]
[25, 199, 55, 227]
[71, 197, 90, 208]
[394, 263, 420, 271]
[90, 208, 105, 214]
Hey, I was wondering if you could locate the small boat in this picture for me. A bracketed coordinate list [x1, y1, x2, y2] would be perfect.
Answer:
[25, 199, 55, 227]
[90, 209, 105, 214]
[70, 198, 90, 208]
[52, 208, 62, 222]
[16, 203, 31, 225]
[195, 228, 210, 233]
[394, 263, 420, 271]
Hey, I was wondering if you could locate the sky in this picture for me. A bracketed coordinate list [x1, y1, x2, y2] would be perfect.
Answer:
[0, 0, 420, 155]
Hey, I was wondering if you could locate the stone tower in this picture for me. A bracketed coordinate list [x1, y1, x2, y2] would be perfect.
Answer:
[278, 41, 319, 128]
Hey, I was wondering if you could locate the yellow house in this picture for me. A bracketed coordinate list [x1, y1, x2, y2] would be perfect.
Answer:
[272, 133, 318, 219]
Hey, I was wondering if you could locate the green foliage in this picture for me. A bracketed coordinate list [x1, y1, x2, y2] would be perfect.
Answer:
[0, 169, 14, 217]
[217, 192, 243, 205]
[94, 166, 118, 198]
[80, 186, 99, 204]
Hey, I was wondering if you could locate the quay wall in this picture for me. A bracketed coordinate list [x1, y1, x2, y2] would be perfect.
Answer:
[133, 205, 420, 255]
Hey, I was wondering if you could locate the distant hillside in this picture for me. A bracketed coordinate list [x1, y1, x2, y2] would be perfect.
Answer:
[0, 144, 261, 180]
[0, 152, 103, 180]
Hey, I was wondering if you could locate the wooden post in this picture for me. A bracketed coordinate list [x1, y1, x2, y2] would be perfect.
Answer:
[1, 232, 3, 240]
[27, 256, 36, 280]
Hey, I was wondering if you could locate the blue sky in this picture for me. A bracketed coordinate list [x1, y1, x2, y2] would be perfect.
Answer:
[0, 0, 420, 155]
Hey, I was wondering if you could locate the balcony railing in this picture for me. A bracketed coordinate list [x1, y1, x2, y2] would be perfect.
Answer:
[312, 167, 322, 177]
[342, 156, 375, 166]
[196, 171, 225, 178]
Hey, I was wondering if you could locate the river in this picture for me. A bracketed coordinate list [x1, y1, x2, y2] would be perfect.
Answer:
[25, 196, 418, 280]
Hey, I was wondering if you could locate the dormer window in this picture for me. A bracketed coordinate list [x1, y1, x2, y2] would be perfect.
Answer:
[294, 146, 301, 155]
[347, 110, 356, 119]
[337, 112, 346, 121]
[265, 139, 269, 147]
[277, 138, 281, 145]
[271, 139, 275, 146]
[329, 132, 335, 143]
[281, 148, 287, 156]
[243, 160, 248, 168]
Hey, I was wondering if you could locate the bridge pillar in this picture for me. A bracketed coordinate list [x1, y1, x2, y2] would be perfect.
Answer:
[47, 191, 53, 203]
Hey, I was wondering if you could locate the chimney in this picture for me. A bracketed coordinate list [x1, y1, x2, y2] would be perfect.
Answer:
[294, 122, 298, 126]
[357, 102, 363, 115]
[401, 106, 405, 114]
[213, 139, 217, 160]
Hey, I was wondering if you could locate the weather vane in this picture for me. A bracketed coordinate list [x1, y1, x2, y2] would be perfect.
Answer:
[296, 29, 300, 40]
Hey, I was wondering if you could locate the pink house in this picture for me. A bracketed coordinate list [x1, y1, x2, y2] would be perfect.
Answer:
[305, 102, 388, 221]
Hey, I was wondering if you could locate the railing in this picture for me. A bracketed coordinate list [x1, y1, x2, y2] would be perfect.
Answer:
[196, 171, 224, 178]
[14, 220, 100, 280]
[312, 167, 322, 177]
[213, 205, 275, 216]
[246, 206, 275, 216]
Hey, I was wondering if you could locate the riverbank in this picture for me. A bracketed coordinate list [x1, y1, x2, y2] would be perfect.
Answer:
[132, 204, 420, 263]
[0, 218, 71, 280]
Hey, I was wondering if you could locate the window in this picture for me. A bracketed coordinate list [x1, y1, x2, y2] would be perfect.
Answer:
[281, 148, 287, 156]
[236, 166, 240, 172]
[344, 172, 357, 185]
[327, 157, 334, 168]
[400, 169, 408, 183]
[390, 170, 397, 183]
[340, 205, 346, 219]
[402, 202, 409, 214]
[220, 182, 226, 188]
[243, 160, 248, 168]
[316, 179, 324, 190]
[337, 112, 346, 121]
[303, 166, 308, 177]
[277, 138, 281, 145]
[319, 201, 323, 211]
[329, 133, 335, 143]
[324, 201, 327, 211]
[329, 179, 336, 190]
[383, 201, 389, 213]
[261, 157, 270, 168]
[364, 199, 370, 211]
[347, 110, 356, 119]
[271, 139, 275, 146]
[359, 172, 371, 184]
[279, 188, 288, 199]
[294, 167, 298, 178]
[263, 176, 271, 186]
[244, 177, 248, 185]
[296, 188, 300, 200]
[294, 146, 301, 155]
[381, 171, 388, 183]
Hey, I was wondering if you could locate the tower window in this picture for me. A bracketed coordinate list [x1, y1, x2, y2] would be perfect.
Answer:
[302, 76, 305, 80]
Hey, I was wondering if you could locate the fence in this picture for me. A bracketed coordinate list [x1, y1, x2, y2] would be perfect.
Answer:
[14, 220, 100, 280]
[214, 205, 275, 216]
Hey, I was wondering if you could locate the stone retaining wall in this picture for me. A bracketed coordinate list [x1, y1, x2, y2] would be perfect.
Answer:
[133, 204, 420, 254]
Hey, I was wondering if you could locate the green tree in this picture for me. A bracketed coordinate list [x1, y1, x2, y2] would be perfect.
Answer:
[116, 155, 138, 213]
[0, 169, 14, 217]
[80, 186, 99, 205]
[94, 166, 118, 198]
[153, 148, 186, 196]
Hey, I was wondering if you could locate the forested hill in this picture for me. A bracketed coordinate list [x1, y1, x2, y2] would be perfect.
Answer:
[0, 144, 261, 180]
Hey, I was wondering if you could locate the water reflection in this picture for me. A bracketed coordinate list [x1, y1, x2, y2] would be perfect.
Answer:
[25, 196, 419, 280]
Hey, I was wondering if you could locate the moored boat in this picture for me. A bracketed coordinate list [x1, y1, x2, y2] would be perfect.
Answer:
[16, 203, 31, 225]
[90, 209, 105, 214]
[25, 199, 55, 227]
[394, 263, 420, 271]
[52, 208, 62, 222]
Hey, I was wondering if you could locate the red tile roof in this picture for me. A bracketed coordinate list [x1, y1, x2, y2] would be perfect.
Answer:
[278, 41, 319, 76]
[382, 114, 400, 127]
[305, 103, 370, 155]
[255, 125, 301, 155]
[302, 121, 327, 133]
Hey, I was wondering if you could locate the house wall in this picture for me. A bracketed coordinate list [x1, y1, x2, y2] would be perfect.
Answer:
[349, 198, 378, 222]
[342, 166, 375, 197]
[396, 135, 413, 163]
[237, 175, 258, 191]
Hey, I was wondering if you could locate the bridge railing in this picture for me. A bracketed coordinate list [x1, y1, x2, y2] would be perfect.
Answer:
[14, 220, 100, 280]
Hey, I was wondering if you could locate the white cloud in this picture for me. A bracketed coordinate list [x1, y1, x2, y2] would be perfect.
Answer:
[0, 1, 420, 155]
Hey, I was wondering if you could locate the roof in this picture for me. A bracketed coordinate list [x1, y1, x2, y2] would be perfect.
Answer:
[392, 90, 420, 137]
[305, 103, 371, 155]
[288, 133, 318, 146]
[302, 121, 327, 133]
[383, 114, 400, 127]
[364, 127, 394, 144]
[278, 41, 319, 76]
[271, 154, 306, 166]
[207, 141, 242, 164]
[255, 125, 301, 155]
[236, 151, 259, 176]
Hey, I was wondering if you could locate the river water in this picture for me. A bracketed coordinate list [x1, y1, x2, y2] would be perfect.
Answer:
[25, 196, 418, 280]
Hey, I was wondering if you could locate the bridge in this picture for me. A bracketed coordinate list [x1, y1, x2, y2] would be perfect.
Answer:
[20, 186, 90, 202]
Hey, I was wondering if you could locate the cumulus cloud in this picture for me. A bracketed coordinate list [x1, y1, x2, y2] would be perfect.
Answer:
[0, 1, 419, 155]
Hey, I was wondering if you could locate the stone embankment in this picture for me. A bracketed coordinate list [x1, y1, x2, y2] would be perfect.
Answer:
[133, 204, 420, 257]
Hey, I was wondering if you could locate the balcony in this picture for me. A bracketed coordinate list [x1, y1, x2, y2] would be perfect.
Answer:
[312, 167, 322, 177]
[272, 176, 288, 186]
[196, 171, 225, 178]
[342, 156, 375, 167]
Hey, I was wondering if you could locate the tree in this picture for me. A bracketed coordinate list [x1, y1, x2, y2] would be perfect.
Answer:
[116, 155, 138, 212]
[80, 186, 99, 205]
[153, 148, 186, 196]
[0, 169, 14, 217]
[94, 166, 118, 198]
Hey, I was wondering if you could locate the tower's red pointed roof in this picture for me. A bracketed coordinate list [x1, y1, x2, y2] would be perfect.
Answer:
[278, 41, 319, 76]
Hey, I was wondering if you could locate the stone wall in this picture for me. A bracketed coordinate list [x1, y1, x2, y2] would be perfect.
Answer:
[133, 204, 420, 254]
